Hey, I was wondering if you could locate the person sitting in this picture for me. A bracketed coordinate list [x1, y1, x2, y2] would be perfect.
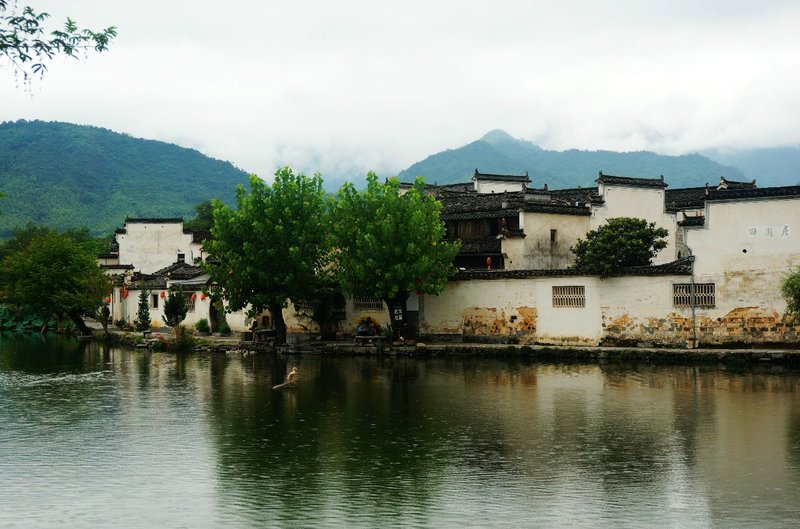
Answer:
[356, 318, 374, 336]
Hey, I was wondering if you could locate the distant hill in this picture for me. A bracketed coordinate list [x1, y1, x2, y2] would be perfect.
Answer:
[398, 129, 753, 189]
[0, 120, 250, 238]
[702, 146, 800, 186]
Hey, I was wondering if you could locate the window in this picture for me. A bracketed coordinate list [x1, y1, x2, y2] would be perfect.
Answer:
[550, 229, 557, 243]
[552, 285, 585, 308]
[293, 299, 313, 313]
[673, 283, 715, 308]
[150, 294, 159, 309]
[353, 297, 384, 311]
[185, 296, 195, 313]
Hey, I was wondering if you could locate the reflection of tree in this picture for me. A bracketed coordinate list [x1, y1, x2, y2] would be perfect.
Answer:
[203, 356, 457, 526]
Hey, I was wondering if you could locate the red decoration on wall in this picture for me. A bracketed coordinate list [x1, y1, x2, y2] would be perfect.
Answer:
[160, 291, 166, 299]
[121, 289, 129, 299]
[104, 297, 111, 304]
[201, 293, 206, 301]
[486, 257, 492, 270]
[191, 292, 197, 301]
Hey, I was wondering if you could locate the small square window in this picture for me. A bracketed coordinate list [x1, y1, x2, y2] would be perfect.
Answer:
[552, 285, 585, 308]
[673, 283, 715, 308]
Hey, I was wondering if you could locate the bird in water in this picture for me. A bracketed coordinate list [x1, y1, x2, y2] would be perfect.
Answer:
[286, 366, 298, 384]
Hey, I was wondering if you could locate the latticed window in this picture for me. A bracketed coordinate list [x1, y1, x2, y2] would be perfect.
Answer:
[552, 286, 585, 308]
[353, 297, 384, 311]
[673, 283, 715, 308]
[293, 299, 314, 313]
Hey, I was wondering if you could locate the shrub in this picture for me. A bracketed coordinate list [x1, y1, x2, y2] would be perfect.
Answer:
[194, 318, 210, 333]
[782, 266, 800, 318]
[218, 320, 231, 335]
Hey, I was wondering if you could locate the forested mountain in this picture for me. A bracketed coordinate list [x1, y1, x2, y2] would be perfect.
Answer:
[398, 130, 754, 189]
[0, 120, 249, 238]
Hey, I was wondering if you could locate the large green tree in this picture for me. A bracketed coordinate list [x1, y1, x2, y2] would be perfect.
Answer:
[571, 217, 669, 278]
[0, 0, 116, 83]
[331, 173, 460, 337]
[203, 168, 331, 344]
[0, 227, 109, 335]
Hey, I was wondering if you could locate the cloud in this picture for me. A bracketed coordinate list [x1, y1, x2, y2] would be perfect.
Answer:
[2, 0, 799, 181]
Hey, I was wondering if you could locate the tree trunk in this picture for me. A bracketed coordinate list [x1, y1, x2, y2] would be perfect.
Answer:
[68, 310, 92, 336]
[384, 291, 409, 342]
[272, 303, 287, 345]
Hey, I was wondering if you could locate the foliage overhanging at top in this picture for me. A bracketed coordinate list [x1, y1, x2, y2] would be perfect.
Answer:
[0, 120, 250, 239]
[0, 0, 116, 84]
[570, 217, 669, 278]
[331, 173, 460, 302]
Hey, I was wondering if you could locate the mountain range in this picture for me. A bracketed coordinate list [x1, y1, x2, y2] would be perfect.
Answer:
[1, 121, 798, 239]
[398, 129, 800, 189]
[0, 120, 249, 238]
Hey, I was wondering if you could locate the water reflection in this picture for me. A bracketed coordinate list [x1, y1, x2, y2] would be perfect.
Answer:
[1, 334, 800, 528]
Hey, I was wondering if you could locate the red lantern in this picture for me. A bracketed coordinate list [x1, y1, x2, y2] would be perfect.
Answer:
[104, 297, 111, 304]
[201, 293, 206, 301]
[486, 257, 492, 270]
[160, 291, 166, 299]
[191, 292, 198, 301]
[121, 289, 129, 299]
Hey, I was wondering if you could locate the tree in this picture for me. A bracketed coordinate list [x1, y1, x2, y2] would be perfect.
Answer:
[134, 290, 150, 332]
[331, 173, 460, 338]
[570, 217, 669, 278]
[0, 0, 116, 84]
[183, 200, 215, 233]
[781, 267, 800, 318]
[162, 290, 188, 329]
[0, 227, 109, 335]
[203, 168, 331, 344]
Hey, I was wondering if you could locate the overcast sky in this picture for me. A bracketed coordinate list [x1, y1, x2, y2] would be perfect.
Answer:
[2, 0, 799, 181]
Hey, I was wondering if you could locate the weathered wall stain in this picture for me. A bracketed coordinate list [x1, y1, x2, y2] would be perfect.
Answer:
[461, 306, 538, 343]
[601, 306, 800, 347]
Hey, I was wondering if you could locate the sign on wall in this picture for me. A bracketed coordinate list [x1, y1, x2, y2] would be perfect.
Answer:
[747, 225, 790, 238]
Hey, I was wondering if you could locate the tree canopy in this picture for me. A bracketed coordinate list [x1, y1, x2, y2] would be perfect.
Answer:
[331, 173, 460, 334]
[203, 168, 331, 344]
[0, 225, 109, 334]
[571, 217, 669, 278]
[0, 0, 116, 84]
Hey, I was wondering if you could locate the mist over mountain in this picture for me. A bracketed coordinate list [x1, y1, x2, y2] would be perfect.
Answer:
[397, 129, 794, 189]
[0, 120, 249, 238]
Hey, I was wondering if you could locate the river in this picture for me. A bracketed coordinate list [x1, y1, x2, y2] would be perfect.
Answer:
[1, 334, 799, 528]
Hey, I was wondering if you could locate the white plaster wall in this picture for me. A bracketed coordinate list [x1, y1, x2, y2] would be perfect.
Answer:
[474, 180, 525, 194]
[685, 196, 800, 313]
[508, 212, 590, 270]
[592, 185, 676, 264]
[598, 274, 681, 324]
[535, 277, 603, 344]
[116, 221, 195, 273]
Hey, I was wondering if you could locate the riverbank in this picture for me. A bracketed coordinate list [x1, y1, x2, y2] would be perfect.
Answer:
[83, 320, 800, 367]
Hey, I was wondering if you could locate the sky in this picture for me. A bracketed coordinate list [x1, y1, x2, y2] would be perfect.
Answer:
[2, 0, 799, 183]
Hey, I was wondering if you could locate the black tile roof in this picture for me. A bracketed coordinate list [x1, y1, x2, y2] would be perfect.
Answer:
[99, 264, 134, 270]
[151, 261, 206, 280]
[597, 171, 667, 188]
[718, 176, 756, 189]
[665, 186, 707, 210]
[549, 187, 604, 205]
[452, 258, 692, 280]
[522, 203, 591, 216]
[705, 185, 800, 202]
[449, 237, 501, 255]
[473, 169, 530, 182]
[678, 215, 705, 227]
[126, 217, 184, 224]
